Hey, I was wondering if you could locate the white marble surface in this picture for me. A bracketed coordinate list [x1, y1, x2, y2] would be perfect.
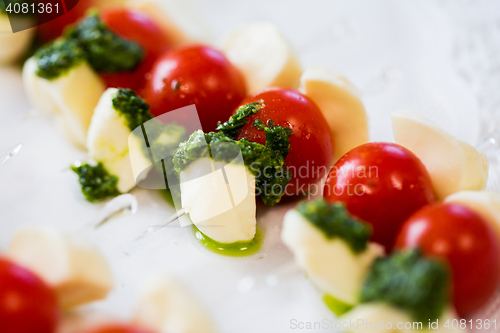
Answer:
[0, 0, 500, 332]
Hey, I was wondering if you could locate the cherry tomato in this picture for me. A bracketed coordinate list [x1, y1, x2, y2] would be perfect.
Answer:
[100, 8, 172, 91]
[143, 45, 247, 132]
[0, 257, 59, 333]
[324, 142, 436, 249]
[86, 324, 153, 333]
[37, 0, 95, 43]
[395, 203, 500, 316]
[234, 88, 334, 196]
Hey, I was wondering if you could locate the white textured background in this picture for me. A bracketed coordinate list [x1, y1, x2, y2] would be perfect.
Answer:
[0, 0, 499, 332]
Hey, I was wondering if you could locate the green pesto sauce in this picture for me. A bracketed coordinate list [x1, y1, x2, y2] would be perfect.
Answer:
[173, 123, 292, 206]
[322, 294, 353, 316]
[360, 249, 450, 322]
[34, 12, 144, 80]
[192, 225, 263, 257]
[216, 101, 263, 138]
[65, 12, 144, 73]
[112, 88, 152, 131]
[34, 39, 84, 80]
[71, 162, 121, 202]
[297, 199, 372, 253]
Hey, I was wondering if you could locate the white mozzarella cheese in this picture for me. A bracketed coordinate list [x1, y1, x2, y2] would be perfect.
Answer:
[8, 228, 114, 309]
[392, 111, 488, 199]
[134, 274, 216, 333]
[300, 66, 369, 162]
[221, 23, 302, 94]
[23, 57, 106, 148]
[87, 88, 151, 193]
[179, 157, 256, 244]
[281, 210, 384, 305]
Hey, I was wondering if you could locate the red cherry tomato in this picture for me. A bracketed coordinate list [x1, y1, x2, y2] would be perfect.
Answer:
[37, 0, 95, 43]
[323, 142, 436, 249]
[86, 324, 153, 333]
[395, 203, 500, 317]
[100, 8, 172, 91]
[234, 88, 334, 196]
[143, 45, 247, 132]
[0, 257, 59, 333]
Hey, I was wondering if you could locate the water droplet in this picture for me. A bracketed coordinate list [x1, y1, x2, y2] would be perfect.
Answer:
[237, 276, 255, 293]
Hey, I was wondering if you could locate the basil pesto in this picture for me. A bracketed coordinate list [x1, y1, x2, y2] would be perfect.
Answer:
[72, 89, 186, 203]
[297, 199, 372, 253]
[112, 88, 153, 132]
[216, 101, 263, 138]
[111, 88, 186, 177]
[173, 112, 293, 206]
[71, 162, 121, 202]
[65, 13, 144, 73]
[34, 12, 144, 80]
[360, 249, 450, 323]
[34, 39, 85, 80]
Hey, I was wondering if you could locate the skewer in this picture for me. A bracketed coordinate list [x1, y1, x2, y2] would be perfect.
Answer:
[0, 143, 23, 165]
[135, 209, 187, 240]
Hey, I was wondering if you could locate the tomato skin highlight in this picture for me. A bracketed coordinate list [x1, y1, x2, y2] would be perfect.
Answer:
[0, 257, 59, 333]
[100, 8, 172, 91]
[144, 45, 247, 132]
[323, 142, 436, 250]
[395, 203, 500, 317]
[234, 88, 334, 196]
[86, 324, 154, 333]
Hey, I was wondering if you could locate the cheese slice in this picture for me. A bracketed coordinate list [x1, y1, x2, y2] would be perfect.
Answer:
[282, 210, 384, 305]
[135, 274, 216, 333]
[128, 0, 207, 46]
[87, 88, 151, 193]
[392, 111, 488, 199]
[179, 157, 256, 244]
[221, 23, 302, 94]
[300, 66, 369, 161]
[8, 228, 114, 309]
[23, 57, 105, 148]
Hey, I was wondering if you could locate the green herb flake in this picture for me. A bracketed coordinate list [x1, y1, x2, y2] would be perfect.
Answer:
[297, 199, 372, 253]
[71, 162, 121, 202]
[253, 119, 265, 130]
[262, 119, 293, 159]
[112, 88, 153, 132]
[360, 249, 450, 323]
[65, 12, 144, 73]
[34, 39, 85, 80]
[216, 101, 263, 138]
